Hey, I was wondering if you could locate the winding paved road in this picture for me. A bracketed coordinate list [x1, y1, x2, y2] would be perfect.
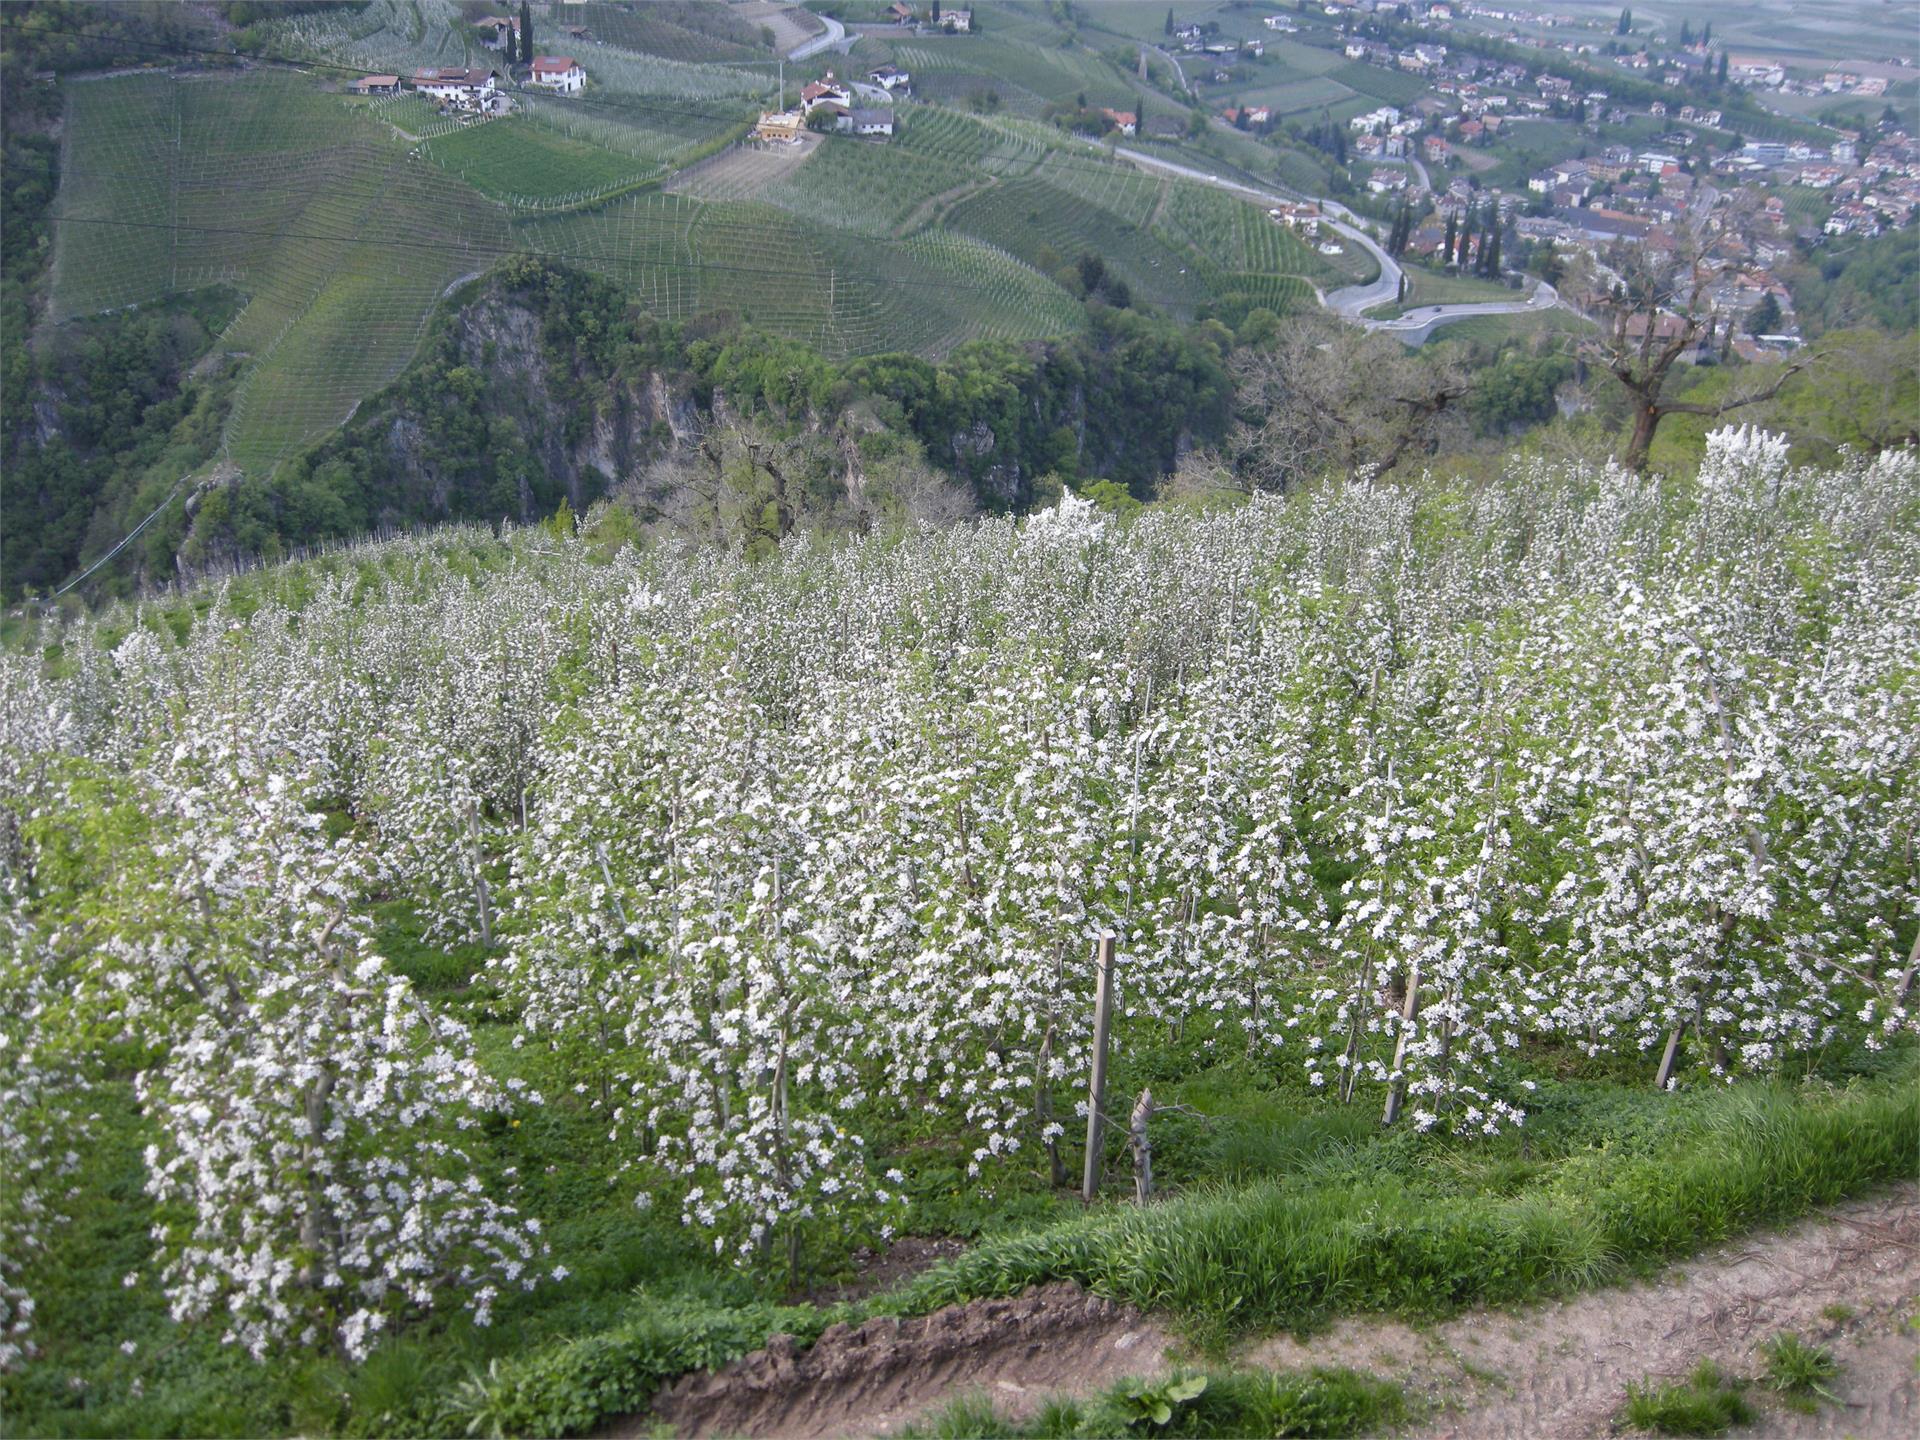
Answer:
[788, 13, 846, 61]
[1090, 142, 1583, 343]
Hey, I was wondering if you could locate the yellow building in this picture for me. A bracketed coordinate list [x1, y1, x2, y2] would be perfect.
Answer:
[753, 110, 804, 145]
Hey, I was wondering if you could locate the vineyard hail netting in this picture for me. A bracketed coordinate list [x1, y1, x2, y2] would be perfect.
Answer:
[1, 429, 1915, 1361]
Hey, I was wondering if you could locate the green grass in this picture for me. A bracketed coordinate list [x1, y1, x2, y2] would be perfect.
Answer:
[1329, 61, 1429, 106]
[416, 1055, 1920, 1439]
[1759, 1332, 1839, 1411]
[1373, 267, 1522, 318]
[1620, 1360, 1757, 1435]
[882, 1068, 1920, 1346]
[900, 1366, 1407, 1439]
[1224, 75, 1354, 118]
[425, 117, 655, 206]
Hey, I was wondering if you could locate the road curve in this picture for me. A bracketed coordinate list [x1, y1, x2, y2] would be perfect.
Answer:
[1367, 280, 1566, 345]
[788, 13, 846, 61]
[1146, 44, 1193, 97]
[1092, 142, 1580, 341]
[1094, 143, 1402, 314]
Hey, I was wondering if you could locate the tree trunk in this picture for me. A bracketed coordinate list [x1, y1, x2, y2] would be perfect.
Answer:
[1129, 1087, 1155, 1205]
[1035, 1023, 1067, 1188]
[1381, 960, 1422, 1126]
[1623, 397, 1661, 473]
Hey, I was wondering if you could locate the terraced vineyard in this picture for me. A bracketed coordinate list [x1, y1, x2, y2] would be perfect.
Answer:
[514, 94, 753, 174]
[46, 3, 1350, 477]
[566, 0, 773, 63]
[217, 148, 509, 474]
[53, 71, 508, 473]
[761, 136, 980, 235]
[947, 174, 1209, 311]
[513, 190, 1081, 357]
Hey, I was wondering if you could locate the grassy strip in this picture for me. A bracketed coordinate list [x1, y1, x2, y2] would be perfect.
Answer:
[450, 1291, 855, 1439]
[901, 1367, 1406, 1439]
[885, 1079, 1918, 1343]
[452, 1069, 1915, 1436]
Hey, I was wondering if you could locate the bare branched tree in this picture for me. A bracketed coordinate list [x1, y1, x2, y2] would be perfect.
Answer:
[1221, 317, 1469, 494]
[1581, 199, 1808, 472]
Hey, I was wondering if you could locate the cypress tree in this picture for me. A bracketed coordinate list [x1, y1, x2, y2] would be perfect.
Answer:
[1443, 210, 1457, 266]
[1702, 20, 1711, 44]
[1718, 51, 1729, 84]
[520, 0, 533, 64]
[1679, 20, 1691, 46]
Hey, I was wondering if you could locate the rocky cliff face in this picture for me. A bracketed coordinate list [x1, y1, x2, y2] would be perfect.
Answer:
[407, 287, 703, 513]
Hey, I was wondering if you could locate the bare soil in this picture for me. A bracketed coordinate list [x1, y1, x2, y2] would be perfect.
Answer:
[733, 2, 824, 53]
[666, 136, 817, 201]
[642, 1283, 1171, 1439]
[627, 1185, 1920, 1439]
[805, 1237, 970, 1307]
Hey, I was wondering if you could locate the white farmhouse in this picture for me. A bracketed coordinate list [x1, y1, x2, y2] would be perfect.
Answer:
[412, 67, 498, 108]
[529, 56, 586, 94]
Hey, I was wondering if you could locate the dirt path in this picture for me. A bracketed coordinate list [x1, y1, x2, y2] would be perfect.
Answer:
[894, 176, 997, 238]
[1251, 1184, 1920, 1438]
[630, 1186, 1920, 1438]
[643, 1283, 1172, 1439]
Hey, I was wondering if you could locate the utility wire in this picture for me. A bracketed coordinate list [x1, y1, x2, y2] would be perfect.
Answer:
[40, 475, 194, 602]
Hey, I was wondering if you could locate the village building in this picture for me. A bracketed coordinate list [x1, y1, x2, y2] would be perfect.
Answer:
[812, 100, 852, 131]
[802, 73, 852, 108]
[412, 67, 498, 108]
[474, 15, 519, 51]
[350, 74, 401, 95]
[1101, 108, 1137, 137]
[852, 108, 896, 137]
[868, 63, 911, 93]
[529, 56, 586, 93]
[1267, 201, 1322, 234]
[753, 110, 805, 145]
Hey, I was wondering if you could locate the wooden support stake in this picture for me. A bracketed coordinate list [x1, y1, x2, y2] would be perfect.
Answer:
[1654, 1025, 1682, 1090]
[1082, 931, 1117, 1204]
[1381, 961, 1422, 1126]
